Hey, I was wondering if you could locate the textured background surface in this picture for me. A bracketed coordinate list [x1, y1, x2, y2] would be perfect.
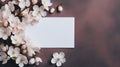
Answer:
[1, 0, 120, 67]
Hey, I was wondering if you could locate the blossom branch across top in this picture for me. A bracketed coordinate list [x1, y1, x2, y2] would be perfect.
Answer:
[0, 0, 64, 67]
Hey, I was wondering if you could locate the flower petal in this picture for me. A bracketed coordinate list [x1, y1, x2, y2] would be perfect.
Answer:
[59, 52, 65, 58]
[19, 63, 24, 67]
[56, 61, 62, 67]
[29, 58, 35, 64]
[36, 57, 42, 62]
[53, 52, 59, 58]
[51, 58, 56, 64]
[61, 58, 66, 63]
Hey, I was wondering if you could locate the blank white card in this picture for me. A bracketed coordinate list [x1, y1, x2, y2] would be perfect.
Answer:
[25, 17, 74, 48]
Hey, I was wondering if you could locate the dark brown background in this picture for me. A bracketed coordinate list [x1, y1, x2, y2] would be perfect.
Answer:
[1, 0, 120, 67]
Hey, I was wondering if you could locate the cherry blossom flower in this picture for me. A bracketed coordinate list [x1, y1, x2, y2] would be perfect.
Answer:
[11, 34, 25, 46]
[29, 57, 42, 65]
[8, 14, 25, 35]
[41, 0, 52, 11]
[0, 52, 10, 64]
[8, 14, 20, 28]
[0, 27, 11, 40]
[32, 5, 47, 17]
[51, 52, 66, 67]
[7, 46, 20, 58]
[19, 0, 30, 9]
[16, 54, 28, 67]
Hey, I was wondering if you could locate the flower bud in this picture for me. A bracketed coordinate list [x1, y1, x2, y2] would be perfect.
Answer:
[2, 46, 7, 52]
[50, 8, 55, 14]
[58, 5, 63, 12]
[22, 49, 27, 54]
[22, 45, 27, 49]
[3, 21, 8, 27]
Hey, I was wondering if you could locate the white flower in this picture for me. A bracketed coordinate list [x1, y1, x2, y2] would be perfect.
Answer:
[11, 34, 25, 46]
[16, 54, 28, 67]
[8, 14, 25, 35]
[32, 5, 47, 17]
[7, 46, 20, 58]
[51, 52, 66, 67]
[29, 57, 42, 65]
[0, 52, 10, 64]
[19, 0, 30, 9]
[41, 0, 52, 10]
[8, 14, 20, 28]
[0, 27, 11, 40]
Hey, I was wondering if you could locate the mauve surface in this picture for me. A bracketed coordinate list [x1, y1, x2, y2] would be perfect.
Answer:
[1, 0, 120, 67]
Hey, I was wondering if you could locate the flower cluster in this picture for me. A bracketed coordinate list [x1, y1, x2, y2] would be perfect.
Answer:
[0, 0, 53, 67]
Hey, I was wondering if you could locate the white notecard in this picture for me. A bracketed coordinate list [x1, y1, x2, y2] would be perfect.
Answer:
[25, 17, 74, 48]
